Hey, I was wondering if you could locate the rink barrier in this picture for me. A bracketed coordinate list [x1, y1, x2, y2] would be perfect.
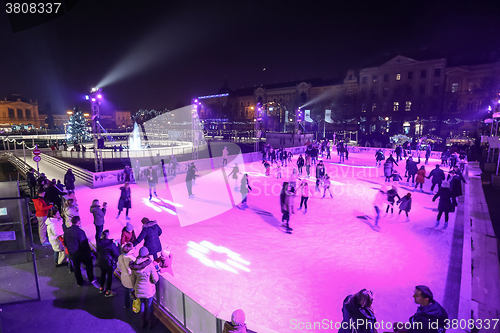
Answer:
[346, 146, 442, 159]
[38, 152, 94, 187]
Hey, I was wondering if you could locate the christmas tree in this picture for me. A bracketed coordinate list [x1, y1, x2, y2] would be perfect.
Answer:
[67, 107, 91, 143]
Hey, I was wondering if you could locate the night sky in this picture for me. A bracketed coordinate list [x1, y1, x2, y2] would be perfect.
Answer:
[1, 0, 499, 114]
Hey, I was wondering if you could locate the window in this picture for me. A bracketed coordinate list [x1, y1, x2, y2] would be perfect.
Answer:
[372, 103, 377, 112]
[372, 89, 378, 96]
[17, 109, 23, 119]
[408, 72, 413, 79]
[383, 74, 389, 82]
[433, 83, 440, 94]
[396, 73, 401, 81]
[361, 89, 366, 98]
[370, 124, 376, 133]
[406, 85, 413, 95]
[8, 109, 14, 119]
[361, 104, 367, 113]
[420, 70, 427, 78]
[393, 102, 399, 111]
[383, 87, 388, 97]
[360, 124, 366, 132]
[434, 68, 441, 77]
[25, 109, 31, 119]
[362, 76, 368, 83]
[394, 87, 401, 97]
[247, 102, 250, 106]
[405, 101, 412, 112]
[373, 75, 378, 83]
[419, 84, 425, 94]
[451, 83, 459, 93]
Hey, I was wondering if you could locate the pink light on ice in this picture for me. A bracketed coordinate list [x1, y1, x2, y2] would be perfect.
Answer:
[187, 240, 251, 274]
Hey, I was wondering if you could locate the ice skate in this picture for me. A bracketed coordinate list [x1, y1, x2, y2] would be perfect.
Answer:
[297, 207, 302, 210]
[149, 195, 152, 201]
[154, 192, 158, 197]
[435, 220, 440, 227]
[443, 222, 448, 229]
[405, 217, 410, 222]
[303, 209, 307, 214]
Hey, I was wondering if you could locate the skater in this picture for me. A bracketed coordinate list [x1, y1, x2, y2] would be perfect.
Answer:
[270, 148, 277, 165]
[448, 168, 466, 198]
[133, 217, 163, 260]
[316, 160, 325, 180]
[326, 141, 331, 159]
[146, 166, 158, 201]
[441, 149, 450, 167]
[297, 180, 310, 213]
[339, 144, 345, 163]
[263, 160, 271, 176]
[240, 174, 252, 205]
[222, 146, 228, 166]
[222, 309, 248, 333]
[33, 191, 53, 245]
[297, 155, 304, 175]
[305, 153, 311, 177]
[311, 145, 318, 165]
[134, 159, 141, 181]
[124, 165, 132, 182]
[395, 145, 402, 162]
[170, 154, 178, 176]
[96, 230, 120, 297]
[287, 150, 293, 164]
[425, 145, 432, 165]
[90, 199, 107, 242]
[383, 160, 394, 182]
[186, 163, 197, 198]
[373, 187, 386, 226]
[391, 170, 403, 186]
[396, 193, 412, 222]
[385, 185, 401, 215]
[228, 164, 240, 190]
[375, 149, 384, 167]
[432, 181, 456, 229]
[415, 165, 426, 192]
[449, 153, 458, 169]
[345, 146, 349, 161]
[338, 289, 377, 333]
[274, 164, 283, 179]
[406, 157, 421, 185]
[117, 182, 131, 219]
[279, 182, 293, 233]
[427, 165, 445, 194]
[322, 174, 333, 198]
[386, 154, 399, 167]
[289, 169, 298, 192]
[64, 168, 76, 192]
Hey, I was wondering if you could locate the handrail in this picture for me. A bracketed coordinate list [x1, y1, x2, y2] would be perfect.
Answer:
[39, 152, 94, 187]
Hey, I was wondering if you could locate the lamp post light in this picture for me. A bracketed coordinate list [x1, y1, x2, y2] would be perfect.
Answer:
[88, 87, 103, 172]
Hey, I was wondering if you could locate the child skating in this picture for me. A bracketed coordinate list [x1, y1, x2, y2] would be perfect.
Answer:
[396, 193, 412, 222]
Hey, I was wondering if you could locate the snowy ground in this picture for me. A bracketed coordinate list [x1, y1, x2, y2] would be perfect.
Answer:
[27, 152, 461, 333]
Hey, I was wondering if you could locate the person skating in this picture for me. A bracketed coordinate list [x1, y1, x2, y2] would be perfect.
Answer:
[406, 156, 421, 185]
[240, 174, 252, 205]
[305, 153, 311, 177]
[415, 165, 426, 192]
[297, 155, 304, 175]
[134, 159, 141, 181]
[90, 199, 107, 242]
[222, 146, 228, 166]
[297, 180, 310, 213]
[432, 181, 456, 229]
[395, 145, 403, 162]
[186, 163, 197, 197]
[383, 160, 394, 182]
[133, 217, 163, 260]
[372, 186, 386, 226]
[339, 144, 345, 163]
[274, 164, 283, 179]
[289, 169, 298, 192]
[262, 160, 271, 176]
[146, 166, 158, 201]
[393, 285, 448, 333]
[117, 242, 136, 310]
[385, 185, 401, 216]
[391, 170, 403, 186]
[129, 247, 159, 329]
[338, 289, 377, 333]
[396, 193, 412, 222]
[427, 164, 445, 194]
[425, 145, 432, 165]
[448, 167, 466, 199]
[124, 165, 132, 182]
[280, 182, 293, 233]
[386, 154, 399, 167]
[326, 141, 331, 159]
[322, 174, 333, 198]
[345, 146, 349, 160]
[64, 216, 97, 287]
[227, 164, 240, 190]
[96, 230, 120, 297]
[64, 168, 76, 192]
[170, 154, 178, 176]
[375, 149, 384, 167]
[32, 191, 53, 245]
[117, 183, 131, 219]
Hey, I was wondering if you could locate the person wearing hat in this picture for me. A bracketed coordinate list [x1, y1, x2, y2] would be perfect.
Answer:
[222, 146, 229, 166]
[96, 230, 120, 297]
[90, 199, 107, 242]
[118, 242, 136, 310]
[396, 193, 412, 222]
[64, 168, 76, 192]
[394, 285, 448, 333]
[222, 309, 248, 333]
[432, 181, 456, 229]
[121, 222, 137, 245]
[129, 246, 159, 329]
[133, 218, 163, 259]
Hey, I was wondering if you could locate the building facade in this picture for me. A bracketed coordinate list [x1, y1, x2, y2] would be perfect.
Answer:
[0, 96, 41, 128]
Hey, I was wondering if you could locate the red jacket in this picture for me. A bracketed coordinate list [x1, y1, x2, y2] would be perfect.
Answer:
[32, 198, 53, 217]
[416, 169, 426, 184]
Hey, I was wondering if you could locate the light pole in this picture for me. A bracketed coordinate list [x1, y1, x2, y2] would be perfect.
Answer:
[86, 88, 103, 171]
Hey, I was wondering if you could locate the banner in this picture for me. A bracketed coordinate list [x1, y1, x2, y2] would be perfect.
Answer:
[304, 110, 313, 123]
[325, 109, 333, 123]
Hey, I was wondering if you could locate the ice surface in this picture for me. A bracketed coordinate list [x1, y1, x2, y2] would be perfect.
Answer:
[26, 151, 459, 333]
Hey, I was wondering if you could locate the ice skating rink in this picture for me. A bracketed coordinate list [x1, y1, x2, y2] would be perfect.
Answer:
[31, 151, 463, 332]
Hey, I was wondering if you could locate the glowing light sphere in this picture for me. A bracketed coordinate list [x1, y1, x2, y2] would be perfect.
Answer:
[97, 94, 102, 99]
[85, 95, 89, 100]
[91, 98, 96, 102]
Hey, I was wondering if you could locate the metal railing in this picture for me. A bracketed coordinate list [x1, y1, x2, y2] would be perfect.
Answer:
[38, 152, 94, 187]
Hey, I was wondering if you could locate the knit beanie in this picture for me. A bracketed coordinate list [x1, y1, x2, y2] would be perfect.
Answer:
[139, 247, 149, 257]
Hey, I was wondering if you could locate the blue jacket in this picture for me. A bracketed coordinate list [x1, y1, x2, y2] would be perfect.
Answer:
[133, 220, 163, 255]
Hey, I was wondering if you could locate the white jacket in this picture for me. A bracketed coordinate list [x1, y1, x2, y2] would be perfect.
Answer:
[46, 216, 64, 252]
[118, 253, 136, 289]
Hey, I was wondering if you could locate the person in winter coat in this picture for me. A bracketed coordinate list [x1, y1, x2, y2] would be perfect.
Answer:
[121, 222, 137, 245]
[322, 174, 333, 198]
[397, 193, 412, 222]
[117, 183, 131, 219]
[448, 168, 466, 198]
[432, 181, 456, 229]
[297, 180, 310, 213]
[280, 182, 293, 232]
[222, 309, 248, 333]
[133, 217, 163, 259]
[63, 198, 79, 230]
[130, 247, 159, 329]
[46, 209, 66, 266]
[415, 166, 426, 191]
[386, 154, 399, 167]
[427, 165, 446, 194]
[170, 155, 178, 176]
[373, 187, 386, 226]
[385, 185, 401, 215]
[240, 174, 252, 205]
[384, 160, 394, 182]
[425, 146, 432, 165]
[395, 145, 403, 162]
[64, 216, 96, 287]
[124, 165, 132, 182]
[262, 160, 271, 176]
[406, 157, 421, 184]
[227, 164, 240, 190]
[305, 154, 311, 177]
[339, 144, 345, 163]
[316, 160, 325, 179]
[64, 169, 76, 191]
[394, 285, 448, 333]
[296, 155, 305, 175]
[33, 191, 53, 245]
[222, 146, 229, 166]
[146, 166, 158, 201]
[96, 230, 120, 297]
[90, 199, 107, 242]
[27, 168, 37, 198]
[338, 289, 377, 333]
[391, 170, 403, 186]
[375, 149, 384, 167]
[289, 169, 298, 192]
[186, 163, 197, 197]
[118, 242, 136, 310]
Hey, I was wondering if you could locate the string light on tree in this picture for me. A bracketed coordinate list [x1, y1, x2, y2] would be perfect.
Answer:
[67, 107, 91, 143]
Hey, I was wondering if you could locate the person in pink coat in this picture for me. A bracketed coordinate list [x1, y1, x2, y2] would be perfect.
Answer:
[415, 166, 426, 192]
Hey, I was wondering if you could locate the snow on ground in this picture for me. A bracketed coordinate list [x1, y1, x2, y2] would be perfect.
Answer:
[29, 151, 459, 333]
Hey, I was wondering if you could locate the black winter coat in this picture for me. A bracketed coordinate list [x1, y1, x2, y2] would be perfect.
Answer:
[338, 295, 377, 333]
[407, 301, 448, 333]
[432, 188, 456, 213]
[64, 171, 76, 190]
[428, 168, 445, 184]
[133, 221, 163, 255]
[64, 225, 91, 258]
[407, 158, 421, 175]
[97, 239, 120, 269]
[450, 174, 465, 197]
